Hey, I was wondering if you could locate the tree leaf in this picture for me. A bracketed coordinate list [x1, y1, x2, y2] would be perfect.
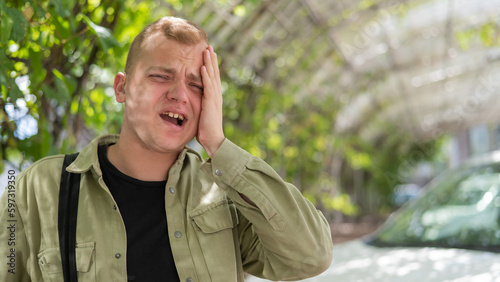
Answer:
[0, 5, 13, 45]
[28, 50, 46, 86]
[2, 6, 28, 43]
[48, 0, 70, 18]
[50, 69, 70, 102]
[80, 14, 120, 52]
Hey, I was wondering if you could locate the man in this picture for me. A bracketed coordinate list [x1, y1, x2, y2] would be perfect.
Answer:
[0, 16, 333, 281]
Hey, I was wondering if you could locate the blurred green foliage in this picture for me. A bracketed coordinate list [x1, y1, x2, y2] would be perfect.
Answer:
[456, 21, 499, 50]
[1, 0, 440, 218]
[1, 0, 130, 162]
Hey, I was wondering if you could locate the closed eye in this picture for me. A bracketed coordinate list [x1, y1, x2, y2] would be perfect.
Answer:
[148, 74, 171, 81]
[190, 84, 204, 93]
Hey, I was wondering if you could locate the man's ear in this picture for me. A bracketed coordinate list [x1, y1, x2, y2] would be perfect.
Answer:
[114, 72, 127, 103]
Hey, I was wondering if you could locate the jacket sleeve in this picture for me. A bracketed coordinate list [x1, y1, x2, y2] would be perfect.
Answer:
[201, 139, 333, 281]
[0, 173, 32, 282]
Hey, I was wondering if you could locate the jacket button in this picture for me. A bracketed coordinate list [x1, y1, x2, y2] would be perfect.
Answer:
[186, 278, 193, 282]
[169, 187, 175, 194]
[215, 169, 223, 176]
[115, 253, 121, 259]
[113, 205, 117, 210]
[174, 231, 182, 238]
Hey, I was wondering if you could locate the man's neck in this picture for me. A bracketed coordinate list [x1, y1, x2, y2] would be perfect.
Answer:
[106, 138, 180, 182]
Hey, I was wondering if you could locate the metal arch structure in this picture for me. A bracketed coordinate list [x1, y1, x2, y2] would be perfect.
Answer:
[177, 0, 500, 143]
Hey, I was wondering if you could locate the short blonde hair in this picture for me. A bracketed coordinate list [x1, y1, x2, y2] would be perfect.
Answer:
[124, 16, 208, 74]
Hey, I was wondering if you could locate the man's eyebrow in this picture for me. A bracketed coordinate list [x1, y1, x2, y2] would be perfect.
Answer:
[187, 73, 202, 83]
[146, 66, 175, 74]
[146, 66, 201, 82]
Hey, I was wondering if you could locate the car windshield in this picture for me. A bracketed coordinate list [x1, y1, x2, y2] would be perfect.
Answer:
[368, 161, 500, 252]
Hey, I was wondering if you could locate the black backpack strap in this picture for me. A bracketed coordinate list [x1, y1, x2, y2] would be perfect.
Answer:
[58, 153, 80, 282]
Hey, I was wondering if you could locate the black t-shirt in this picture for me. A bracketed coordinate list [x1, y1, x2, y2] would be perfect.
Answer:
[98, 144, 180, 282]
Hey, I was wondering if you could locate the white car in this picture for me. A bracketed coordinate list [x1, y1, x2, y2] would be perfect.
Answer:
[246, 151, 500, 281]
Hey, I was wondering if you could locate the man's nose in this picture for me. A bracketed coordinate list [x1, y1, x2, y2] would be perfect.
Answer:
[167, 82, 188, 104]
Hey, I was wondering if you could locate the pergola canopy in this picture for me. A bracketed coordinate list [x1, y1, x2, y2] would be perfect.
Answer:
[178, 0, 500, 142]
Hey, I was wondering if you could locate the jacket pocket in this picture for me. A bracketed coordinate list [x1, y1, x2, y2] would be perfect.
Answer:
[37, 242, 96, 282]
[190, 199, 239, 280]
[191, 199, 238, 233]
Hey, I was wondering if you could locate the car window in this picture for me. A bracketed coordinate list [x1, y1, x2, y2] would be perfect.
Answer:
[369, 162, 500, 252]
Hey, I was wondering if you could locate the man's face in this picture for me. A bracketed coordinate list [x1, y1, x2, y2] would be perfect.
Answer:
[118, 34, 208, 154]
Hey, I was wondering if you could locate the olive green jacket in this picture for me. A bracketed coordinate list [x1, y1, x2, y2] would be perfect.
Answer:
[0, 135, 333, 282]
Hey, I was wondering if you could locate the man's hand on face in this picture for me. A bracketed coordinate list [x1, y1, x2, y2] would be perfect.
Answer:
[198, 45, 225, 158]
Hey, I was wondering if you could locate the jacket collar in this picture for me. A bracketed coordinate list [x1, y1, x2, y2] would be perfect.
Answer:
[66, 134, 202, 175]
[66, 135, 119, 174]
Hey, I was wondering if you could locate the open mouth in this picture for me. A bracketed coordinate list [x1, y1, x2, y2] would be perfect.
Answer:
[160, 111, 185, 127]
